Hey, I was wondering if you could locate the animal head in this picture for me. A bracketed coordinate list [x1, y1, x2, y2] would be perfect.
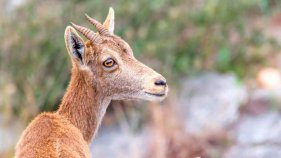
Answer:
[64, 8, 168, 101]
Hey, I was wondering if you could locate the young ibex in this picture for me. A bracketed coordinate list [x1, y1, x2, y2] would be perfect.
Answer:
[15, 8, 168, 158]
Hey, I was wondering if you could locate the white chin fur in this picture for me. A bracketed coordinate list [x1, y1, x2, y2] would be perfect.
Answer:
[142, 93, 166, 102]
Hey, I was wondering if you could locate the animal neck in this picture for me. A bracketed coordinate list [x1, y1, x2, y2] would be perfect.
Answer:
[57, 67, 110, 143]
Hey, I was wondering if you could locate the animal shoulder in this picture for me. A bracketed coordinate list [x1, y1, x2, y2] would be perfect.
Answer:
[15, 113, 90, 158]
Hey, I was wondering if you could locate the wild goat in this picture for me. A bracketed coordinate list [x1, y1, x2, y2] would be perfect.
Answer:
[15, 8, 168, 158]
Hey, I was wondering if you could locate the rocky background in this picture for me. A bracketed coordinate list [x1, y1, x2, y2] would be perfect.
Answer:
[1, 0, 281, 158]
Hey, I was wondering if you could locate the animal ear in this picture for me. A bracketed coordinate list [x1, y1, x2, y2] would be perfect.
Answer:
[64, 26, 85, 65]
[103, 7, 115, 34]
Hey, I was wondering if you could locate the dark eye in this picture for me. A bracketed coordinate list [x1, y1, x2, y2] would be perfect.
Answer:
[103, 58, 115, 68]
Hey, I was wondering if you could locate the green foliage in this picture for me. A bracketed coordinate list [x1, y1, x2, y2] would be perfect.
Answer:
[0, 0, 280, 118]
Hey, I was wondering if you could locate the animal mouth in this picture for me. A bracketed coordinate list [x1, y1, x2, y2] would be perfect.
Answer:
[145, 92, 165, 97]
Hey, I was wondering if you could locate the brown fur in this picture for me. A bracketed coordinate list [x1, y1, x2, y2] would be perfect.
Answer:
[15, 8, 168, 158]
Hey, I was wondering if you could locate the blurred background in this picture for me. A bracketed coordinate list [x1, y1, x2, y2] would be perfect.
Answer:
[1, 0, 281, 157]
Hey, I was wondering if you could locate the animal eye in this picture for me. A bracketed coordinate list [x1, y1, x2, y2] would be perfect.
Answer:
[103, 58, 115, 68]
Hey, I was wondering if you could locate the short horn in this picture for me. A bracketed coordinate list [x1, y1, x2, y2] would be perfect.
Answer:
[71, 22, 103, 44]
[85, 14, 110, 36]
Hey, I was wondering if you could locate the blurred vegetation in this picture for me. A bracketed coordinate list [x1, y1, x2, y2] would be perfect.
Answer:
[0, 0, 281, 120]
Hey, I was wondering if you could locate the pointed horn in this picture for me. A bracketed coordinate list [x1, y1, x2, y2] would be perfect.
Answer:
[103, 7, 115, 34]
[85, 14, 110, 36]
[71, 22, 102, 44]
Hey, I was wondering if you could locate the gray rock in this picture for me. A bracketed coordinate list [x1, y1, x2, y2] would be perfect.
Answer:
[91, 125, 147, 158]
[236, 112, 281, 145]
[225, 112, 281, 158]
[224, 145, 281, 158]
[179, 73, 247, 134]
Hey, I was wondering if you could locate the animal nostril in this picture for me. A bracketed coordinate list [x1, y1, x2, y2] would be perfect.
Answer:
[154, 79, 166, 86]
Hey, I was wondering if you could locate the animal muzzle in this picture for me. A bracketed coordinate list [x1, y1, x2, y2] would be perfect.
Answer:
[143, 74, 168, 98]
